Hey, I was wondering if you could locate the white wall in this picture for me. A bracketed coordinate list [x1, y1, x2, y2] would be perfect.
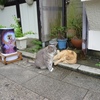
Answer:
[83, 0, 100, 51]
[20, 2, 39, 39]
[0, 6, 17, 27]
[88, 30, 100, 51]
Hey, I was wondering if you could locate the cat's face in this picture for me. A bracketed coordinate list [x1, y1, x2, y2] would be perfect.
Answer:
[47, 45, 57, 55]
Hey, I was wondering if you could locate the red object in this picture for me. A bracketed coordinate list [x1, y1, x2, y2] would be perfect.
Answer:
[71, 38, 82, 49]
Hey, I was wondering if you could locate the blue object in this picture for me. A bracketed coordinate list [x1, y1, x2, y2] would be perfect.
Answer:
[57, 39, 67, 50]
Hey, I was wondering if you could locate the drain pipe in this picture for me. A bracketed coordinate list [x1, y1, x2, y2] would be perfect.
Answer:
[62, 0, 66, 27]
[82, 3, 88, 55]
[62, 0, 70, 38]
[62, 0, 66, 38]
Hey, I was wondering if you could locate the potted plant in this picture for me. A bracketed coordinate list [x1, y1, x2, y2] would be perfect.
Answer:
[70, 15, 82, 49]
[0, 0, 7, 10]
[50, 26, 67, 50]
[67, 0, 83, 49]
[49, 26, 58, 46]
[11, 16, 34, 50]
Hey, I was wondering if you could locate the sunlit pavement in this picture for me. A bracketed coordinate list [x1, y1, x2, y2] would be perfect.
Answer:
[0, 57, 100, 100]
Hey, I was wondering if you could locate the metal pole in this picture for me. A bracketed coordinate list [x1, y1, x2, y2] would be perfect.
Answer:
[36, 0, 42, 41]
[62, 0, 67, 38]
[62, 0, 66, 27]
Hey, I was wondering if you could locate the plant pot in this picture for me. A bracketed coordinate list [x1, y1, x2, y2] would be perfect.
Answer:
[16, 37, 27, 50]
[0, 5, 4, 10]
[71, 38, 82, 49]
[25, 0, 34, 5]
[57, 39, 67, 50]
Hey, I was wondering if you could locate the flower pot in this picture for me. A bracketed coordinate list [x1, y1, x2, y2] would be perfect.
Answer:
[71, 38, 82, 49]
[57, 39, 67, 50]
[16, 37, 27, 50]
[25, 0, 34, 5]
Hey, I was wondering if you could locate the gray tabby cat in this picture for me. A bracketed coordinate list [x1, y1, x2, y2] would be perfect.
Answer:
[35, 45, 57, 72]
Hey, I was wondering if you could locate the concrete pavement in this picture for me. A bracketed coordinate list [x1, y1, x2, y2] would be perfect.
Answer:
[0, 56, 100, 100]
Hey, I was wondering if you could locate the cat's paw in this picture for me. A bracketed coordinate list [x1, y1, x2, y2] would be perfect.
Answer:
[49, 68, 54, 72]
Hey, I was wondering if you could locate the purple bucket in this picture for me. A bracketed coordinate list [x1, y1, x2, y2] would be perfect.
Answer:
[0, 28, 17, 54]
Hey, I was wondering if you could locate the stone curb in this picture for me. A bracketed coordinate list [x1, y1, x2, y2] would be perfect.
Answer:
[19, 50, 36, 59]
[20, 50, 100, 76]
[58, 63, 100, 76]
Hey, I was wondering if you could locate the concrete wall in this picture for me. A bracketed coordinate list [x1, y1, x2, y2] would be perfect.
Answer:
[84, 0, 100, 30]
[0, 5, 17, 27]
[67, 0, 82, 29]
[82, 0, 100, 51]
[39, 0, 62, 42]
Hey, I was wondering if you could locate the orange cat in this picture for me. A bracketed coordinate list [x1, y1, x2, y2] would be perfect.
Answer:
[53, 50, 77, 65]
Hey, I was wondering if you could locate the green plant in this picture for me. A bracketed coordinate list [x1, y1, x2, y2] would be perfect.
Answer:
[67, 0, 82, 39]
[11, 17, 23, 38]
[30, 39, 42, 53]
[50, 26, 58, 39]
[11, 16, 34, 38]
[50, 26, 66, 39]
[0, 0, 7, 5]
[49, 11, 62, 39]
[95, 62, 100, 67]
[69, 15, 82, 39]
[0, 25, 6, 28]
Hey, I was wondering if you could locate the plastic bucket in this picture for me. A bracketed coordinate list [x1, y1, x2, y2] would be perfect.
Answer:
[0, 28, 17, 54]
[57, 39, 67, 50]
[0, 28, 18, 61]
